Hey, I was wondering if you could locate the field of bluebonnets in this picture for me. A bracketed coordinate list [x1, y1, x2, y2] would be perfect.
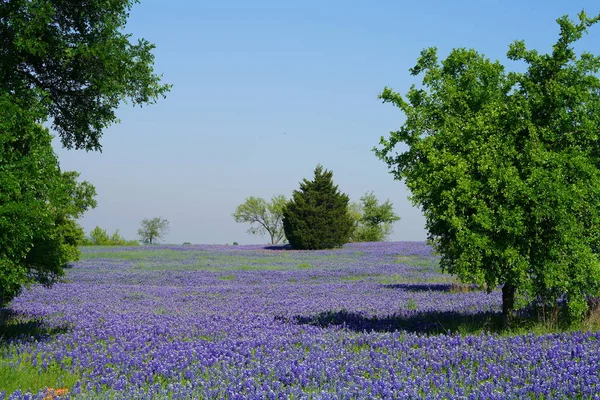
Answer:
[2, 241, 600, 399]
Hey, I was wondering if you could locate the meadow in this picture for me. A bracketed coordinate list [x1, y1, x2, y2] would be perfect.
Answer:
[1, 242, 599, 399]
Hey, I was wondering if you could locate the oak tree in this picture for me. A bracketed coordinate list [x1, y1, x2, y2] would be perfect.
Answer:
[350, 192, 400, 242]
[138, 217, 170, 245]
[233, 195, 287, 245]
[375, 12, 600, 326]
[0, 0, 171, 151]
[1, 0, 169, 304]
[0, 99, 96, 305]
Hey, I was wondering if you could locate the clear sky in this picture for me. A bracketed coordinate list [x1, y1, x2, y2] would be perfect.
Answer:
[52, 0, 600, 245]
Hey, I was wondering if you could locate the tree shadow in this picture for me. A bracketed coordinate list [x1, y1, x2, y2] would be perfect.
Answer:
[0, 308, 70, 345]
[383, 283, 454, 292]
[263, 244, 294, 251]
[286, 309, 503, 335]
[383, 282, 481, 293]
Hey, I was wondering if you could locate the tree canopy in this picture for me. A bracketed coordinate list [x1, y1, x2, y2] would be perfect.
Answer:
[83, 226, 140, 246]
[138, 217, 170, 245]
[350, 192, 400, 242]
[375, 12, 600, 326]
[0, 0, 171, 151]
[233, 195, 287, 245]
[0, 0, 169, 305]
[283, 165, 354, 250]
[0, 97, 96, 305]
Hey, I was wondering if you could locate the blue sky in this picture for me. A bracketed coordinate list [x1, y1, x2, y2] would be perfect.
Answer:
[53, 0, 600, 245]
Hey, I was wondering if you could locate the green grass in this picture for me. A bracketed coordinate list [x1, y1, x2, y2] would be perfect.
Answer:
[395, 255, 440, 267]
[0, 357, 80, 395]
[406, 298, 418, 311]
[182, 291, 224, 299]
[79, 248, 366, 276]
[376, 274, 453, 285]
[229, 265, 284, 271]
[348, 342, 371, 353]
[131, 262, 208, 271]
[339, 274, 375, 282]
[80, 248, 197, 260]
[123, 291, 147, 301]
[0, 310, 78, 394]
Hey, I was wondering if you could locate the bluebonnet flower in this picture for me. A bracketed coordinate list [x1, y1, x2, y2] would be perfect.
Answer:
[3, 242, 599, 398]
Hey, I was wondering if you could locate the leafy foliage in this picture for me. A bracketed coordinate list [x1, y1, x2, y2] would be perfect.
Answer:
[349, 192, 400, 242]
[283, 165, 354, 250]
[138, 217, 170, 245]
[0, 0, 171, 151]
[0, 0, 167, 306]
[83, 226, 139, 246]
[0, 95, 96, 306]
[233, 195, 287, 244]
[375, 12, 600, 326]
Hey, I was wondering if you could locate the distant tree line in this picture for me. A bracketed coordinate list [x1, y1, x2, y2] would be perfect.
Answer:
[82, 227, 140, 246]
[233, 165, 401, 249]
[82, 217, 171, 246]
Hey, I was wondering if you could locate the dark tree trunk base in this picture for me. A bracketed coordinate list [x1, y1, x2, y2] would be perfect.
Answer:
[502, 283, 516, 329]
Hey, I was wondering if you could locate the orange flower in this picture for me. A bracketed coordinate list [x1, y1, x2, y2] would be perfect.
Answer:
[43, 387, 69, 399]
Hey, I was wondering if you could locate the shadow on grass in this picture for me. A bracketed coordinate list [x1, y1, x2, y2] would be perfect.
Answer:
[0, 309, 70, 344]
[383, 282, 481, 293]
[383, 283, 455, 292]
[286, 309, 503, 335]
[263, 244, 294, 251]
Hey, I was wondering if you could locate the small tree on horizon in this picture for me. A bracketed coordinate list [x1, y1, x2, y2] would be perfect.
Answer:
[350, 192, 401, 242]
[87, 226, 110, 245]
[83, 226, 139, 246]
[283, 165, 354, 250]
[138, 217, 170, 245]
[233, 195, 287, 244]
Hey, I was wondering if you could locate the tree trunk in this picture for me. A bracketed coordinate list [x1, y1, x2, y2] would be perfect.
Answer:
[502, 282, 516, 329]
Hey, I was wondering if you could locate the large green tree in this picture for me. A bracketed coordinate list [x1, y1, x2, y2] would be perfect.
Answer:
[0, 0, 171, 151]
[375, 12, 600, 327]
[0, 96, 96, 305]
[233, 195, 287, 244]
[283, 165, 354, 250]
[0, 0, 169, 305]
[349, 192, 400, 242]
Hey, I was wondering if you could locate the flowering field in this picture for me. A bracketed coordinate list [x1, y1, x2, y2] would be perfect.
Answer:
[2, 242, 600, 399]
